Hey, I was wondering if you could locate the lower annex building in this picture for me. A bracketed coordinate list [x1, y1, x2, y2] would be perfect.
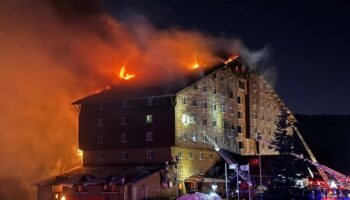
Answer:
[35, 57, 295, 200]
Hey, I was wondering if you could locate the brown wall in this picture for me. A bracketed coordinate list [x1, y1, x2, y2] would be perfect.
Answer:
[78, 96, 176, 151]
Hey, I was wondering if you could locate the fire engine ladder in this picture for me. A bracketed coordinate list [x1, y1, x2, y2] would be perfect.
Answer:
[291, 126, 330, 185]
[291, 153, 349, 183]
[192, 122, 252, 185]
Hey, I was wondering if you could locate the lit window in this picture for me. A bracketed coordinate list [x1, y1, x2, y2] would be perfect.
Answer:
[178, 151, 182, 159]
[121, 117, 127, 125]
[147, 151, 154, 159]
[97, 135, 104, 144]
[189, 151, 193, 159]
[98, 152, 104, 161]
[148, 98, 153, 106]
[212, 120, 217, 127]
[146, 114, 153, 123]
[122, 152, 128, 160]
[221, 105, 225, 113]
[200, 152, 204, 160]
[212, 103, 216, 111]
[121, 134, 128, 142]
[97, 118, 103, 127]
[146, 132, 154, 141]
[192, 134, 197, 142]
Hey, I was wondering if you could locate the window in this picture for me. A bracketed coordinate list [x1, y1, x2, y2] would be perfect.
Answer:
[212, 73, 217, 80]
[221, 105, 225, 113]
[177, 151, 182, 159]
[97, 118, 103, 127]
[230, 107, 234, 115]
[182, 132, 187, 140]
[182, 97, 187, 104]
[212, 103, 216, 111]
[204, 135, 209, 143]
[212, 87, 216, 95]
[200, 152, 204, 160]
[229, 91, 234, 99]
[194, 84, 198, 89]
[209, 153, 214, 160]
[229, 77, 233, 84]
[189, 151, 193, 159]
[220, 89, 225, 97]
[214, 136, 218, 144]
[98, 152, 104, 161]
[146, 114, 153, 123]
[203, 101, 208, 108]
[122, 100, 127, 108]
[121, 134, 128, 142]
[122, 152, 128, 160]
[192, 133, 197, 142]
[238, 112, 242, 119]
[146, 132, 153, 141]
[202, 118, 207, 125]
[237, 96, 242, 104]
[220, 74, 224, 81]
[203, 85, 207, 92]
[238, 126, 242, 133]
[147, 151, 154, 159]
[121, 117, 126, 125]
[192, 99, 197, 106]
[238, 80, 245, 90]
[254, 112, 258, 119]
[97, 135, 104, 144]
[148, 98, 153, 106]
[212, 120, 217, 127]
[239, 141, 243, 149]
[253, 97, 257, 105]
[98, 102, 104, 112]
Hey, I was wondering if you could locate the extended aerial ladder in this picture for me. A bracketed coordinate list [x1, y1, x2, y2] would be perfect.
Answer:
[257, 125, 349, 188]
[191, 121, 253, 186]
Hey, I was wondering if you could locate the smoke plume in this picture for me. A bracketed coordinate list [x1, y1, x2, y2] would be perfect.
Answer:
[0, 0, 270, 199]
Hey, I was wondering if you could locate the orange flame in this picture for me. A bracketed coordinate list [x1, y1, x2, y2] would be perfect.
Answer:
[119, 66, 135, 80]
[191, 57, 206, 69]
[224, 55, 239, 64]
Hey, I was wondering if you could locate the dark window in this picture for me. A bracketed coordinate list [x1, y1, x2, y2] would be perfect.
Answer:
[203, 85, 207, 92]
[221, 89, 225, 97]
[98, 102, 104, 112]
[202, 118, 207, 125]
[239, 141, 243, 149]
[230, 91, 234, 99]
[194, 84, 198, 89]
[97, 118, 103, 127]
[212, 73, 217, 80]
[212, 87, 216, 95]
[122, 152, 128, 160]
[238, 126, 242, 133]
[192, 99, 197, 106]
[238, 112, 242, 119]
[147, 151, 154, 159]
[238, 80, 245, 90]
[97, 135, 104, 144]
[212, 120, 217, 127]
[203, 101, 207, 108]
[148, 98, 153, 106]
[121, 134, 128, 142]
[237, 96, 242, 104]
[220, 74, 224, 81]
[121, 117, 127, 125]
[182, 97, 187, 104]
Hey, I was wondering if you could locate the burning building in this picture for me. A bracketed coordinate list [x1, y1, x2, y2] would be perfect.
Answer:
[35, 57, 293, 200]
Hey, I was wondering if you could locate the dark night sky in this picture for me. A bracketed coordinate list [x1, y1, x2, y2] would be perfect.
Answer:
[104, 0, 350, 115]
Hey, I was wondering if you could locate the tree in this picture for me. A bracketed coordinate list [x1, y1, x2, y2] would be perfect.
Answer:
[264, 108, 307, 200]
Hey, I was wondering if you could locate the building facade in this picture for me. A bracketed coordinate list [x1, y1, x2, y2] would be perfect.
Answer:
[36, 58, 294, 200]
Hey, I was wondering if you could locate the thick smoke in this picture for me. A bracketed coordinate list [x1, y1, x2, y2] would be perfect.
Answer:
[0, 0, 269, 199]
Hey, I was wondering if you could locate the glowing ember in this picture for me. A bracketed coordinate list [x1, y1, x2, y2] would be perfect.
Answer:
[61, 196, 66, 200]
[192, 61, 200, 69]
[224, 55, 239, 64]
[119, 66, 135, 80]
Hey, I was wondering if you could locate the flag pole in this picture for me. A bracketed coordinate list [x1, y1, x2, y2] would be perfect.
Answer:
[237, 164, 240, 200]
[248, 164, 251, 200]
